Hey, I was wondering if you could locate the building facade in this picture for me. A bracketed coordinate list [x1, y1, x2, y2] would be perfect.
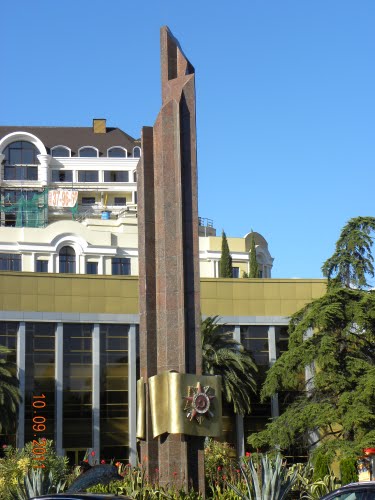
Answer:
[0, 121, 318, 464]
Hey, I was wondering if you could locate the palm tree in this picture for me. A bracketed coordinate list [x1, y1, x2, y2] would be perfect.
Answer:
[201, 316, 257, 415]
[0, 344, 20, 434]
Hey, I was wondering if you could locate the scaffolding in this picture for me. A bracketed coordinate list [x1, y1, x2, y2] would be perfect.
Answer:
[0, 189, 49, 228]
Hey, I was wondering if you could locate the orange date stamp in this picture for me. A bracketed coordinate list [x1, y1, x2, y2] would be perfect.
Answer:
[31, 394, 47, 469]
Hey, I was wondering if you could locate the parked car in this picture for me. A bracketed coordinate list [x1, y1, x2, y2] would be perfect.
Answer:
[320, 481, 375, 499]
[30, 495, 131, 500]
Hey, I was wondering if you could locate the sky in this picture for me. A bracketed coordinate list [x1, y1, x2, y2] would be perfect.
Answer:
[2, 1, 375, 279]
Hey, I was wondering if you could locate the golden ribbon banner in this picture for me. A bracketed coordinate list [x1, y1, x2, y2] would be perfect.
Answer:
[137, 371, 222, 439]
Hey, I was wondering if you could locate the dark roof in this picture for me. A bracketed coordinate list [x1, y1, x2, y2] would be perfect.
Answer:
[0, 126, 140, 157]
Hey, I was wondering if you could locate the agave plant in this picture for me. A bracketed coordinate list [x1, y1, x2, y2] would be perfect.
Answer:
[288, 461, 340, 499]
[9, 468, 65, 499]
[227, 453, 297, 500]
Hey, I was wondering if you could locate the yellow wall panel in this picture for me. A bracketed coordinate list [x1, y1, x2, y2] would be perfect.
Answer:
[20, 295, 38, 310]
[54, 296, 73, 312]
[248, 282, 265, 299]
[0, 273, 326, 319]
[232, 283, 250, 300]
[37, 278, 55, 295]
[263, 282, 281, 299]
[200, 281, 217, 299]
[37, 295, 56, 311]
[3, 294, 21, 310]
[55, 278, 72, 296]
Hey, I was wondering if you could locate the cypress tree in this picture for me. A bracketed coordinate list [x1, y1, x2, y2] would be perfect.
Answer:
[249, 231, 259, 278]
[248, 217, 375, 459]
[220, 230, 232, 278]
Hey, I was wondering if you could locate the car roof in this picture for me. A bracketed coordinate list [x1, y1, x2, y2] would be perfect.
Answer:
[321, 481, 375, 499]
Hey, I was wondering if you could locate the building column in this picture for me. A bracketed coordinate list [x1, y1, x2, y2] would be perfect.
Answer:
[233, 325, 245, 457]
[0, 154, 4, 181]
[16, 322, 26, 448]
[55, 323, 63, 455]
[128, 324, 137, 466]
[37, 154, 51, 186]
[92, 324, 100, 463]
[268, 326, 279, 418]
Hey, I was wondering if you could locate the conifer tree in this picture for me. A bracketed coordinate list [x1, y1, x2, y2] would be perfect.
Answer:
[248, 216, 375, 459]
[249, 231, 259, 278]
[220, 230, 232, 278]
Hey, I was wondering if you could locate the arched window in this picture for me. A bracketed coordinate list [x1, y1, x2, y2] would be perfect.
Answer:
[79, 147, 98, 158]
[107, 147, 127, 158]
[3, 141, 39, 180]
[51, 146, 71, 158]
[59, 246, 76, 273]
[133, 147, 141, 158]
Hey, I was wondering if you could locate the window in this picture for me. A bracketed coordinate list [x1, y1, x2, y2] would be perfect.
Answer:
[114, 197, 126, 206]
[232, 267, 239, 278]
[51, 146, 70, 158]
[133, 147, 141, 158]
[82, 197, 95, 205]
[36, 260, 48, 272]
[3, 141, 39, 165]
[104, 171, 129, 182]
[133, 172, 137, 182]
[79, 147, 98, 157]
[4, 165, 38, 181]
[3, 141, 39, 181]
[78, 171, 99, 182]
[0, 254, 21, 271]
[107, 147, 127, 158]
[59, 246, 76, 274]
[86, 262, 98, 275]
[51, 170, 73, 182]
[112, 257, 130, 275]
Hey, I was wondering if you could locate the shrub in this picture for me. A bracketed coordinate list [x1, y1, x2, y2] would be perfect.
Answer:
[340, 458, 357, 485]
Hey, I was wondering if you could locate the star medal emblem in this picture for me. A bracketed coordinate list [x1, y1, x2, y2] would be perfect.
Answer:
[183, 381, 215, 424]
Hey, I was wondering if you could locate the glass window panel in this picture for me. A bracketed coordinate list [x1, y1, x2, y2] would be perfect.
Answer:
[51, 147, 70, 158]
[86, 262, 98, 275]
[104, 171, 129, 182]
[111, 257, 130, 275]
[114, 197, 126, 206]
[133, 147, 141, 158]
[36, 260, 48, 272]
[108, 147, 126, 158]
[241, 325, 269, 339]
[79, 148, 98, 157]
[59, 246, 76, 274]
[0, 254, 21, 271]
[82, 197, 95, 205]
[25, 323, 55, 443]
[78, 171, 99, 182]
[63, 324, 92, 449]
[51, 170, 73, 182]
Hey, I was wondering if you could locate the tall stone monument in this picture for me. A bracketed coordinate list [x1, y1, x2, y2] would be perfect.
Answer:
[137, 26, 210, 491]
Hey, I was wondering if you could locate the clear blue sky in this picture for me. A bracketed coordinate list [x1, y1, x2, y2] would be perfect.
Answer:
[3, 1, 375, 278]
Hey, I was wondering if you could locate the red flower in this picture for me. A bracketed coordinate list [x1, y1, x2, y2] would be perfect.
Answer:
[115, 462, 121, 467]
[101, 460, 106, 464]
[91, 451, 96, 457]
[217, 466, 222, 471]
[2, 445, 7, 449]
[245, 452, 251, 457]
[173, 471, 177, 476]
[84, 459, 89, 463]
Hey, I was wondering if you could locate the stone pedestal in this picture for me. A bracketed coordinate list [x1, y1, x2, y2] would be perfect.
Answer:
[137, 26, 204, 492]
